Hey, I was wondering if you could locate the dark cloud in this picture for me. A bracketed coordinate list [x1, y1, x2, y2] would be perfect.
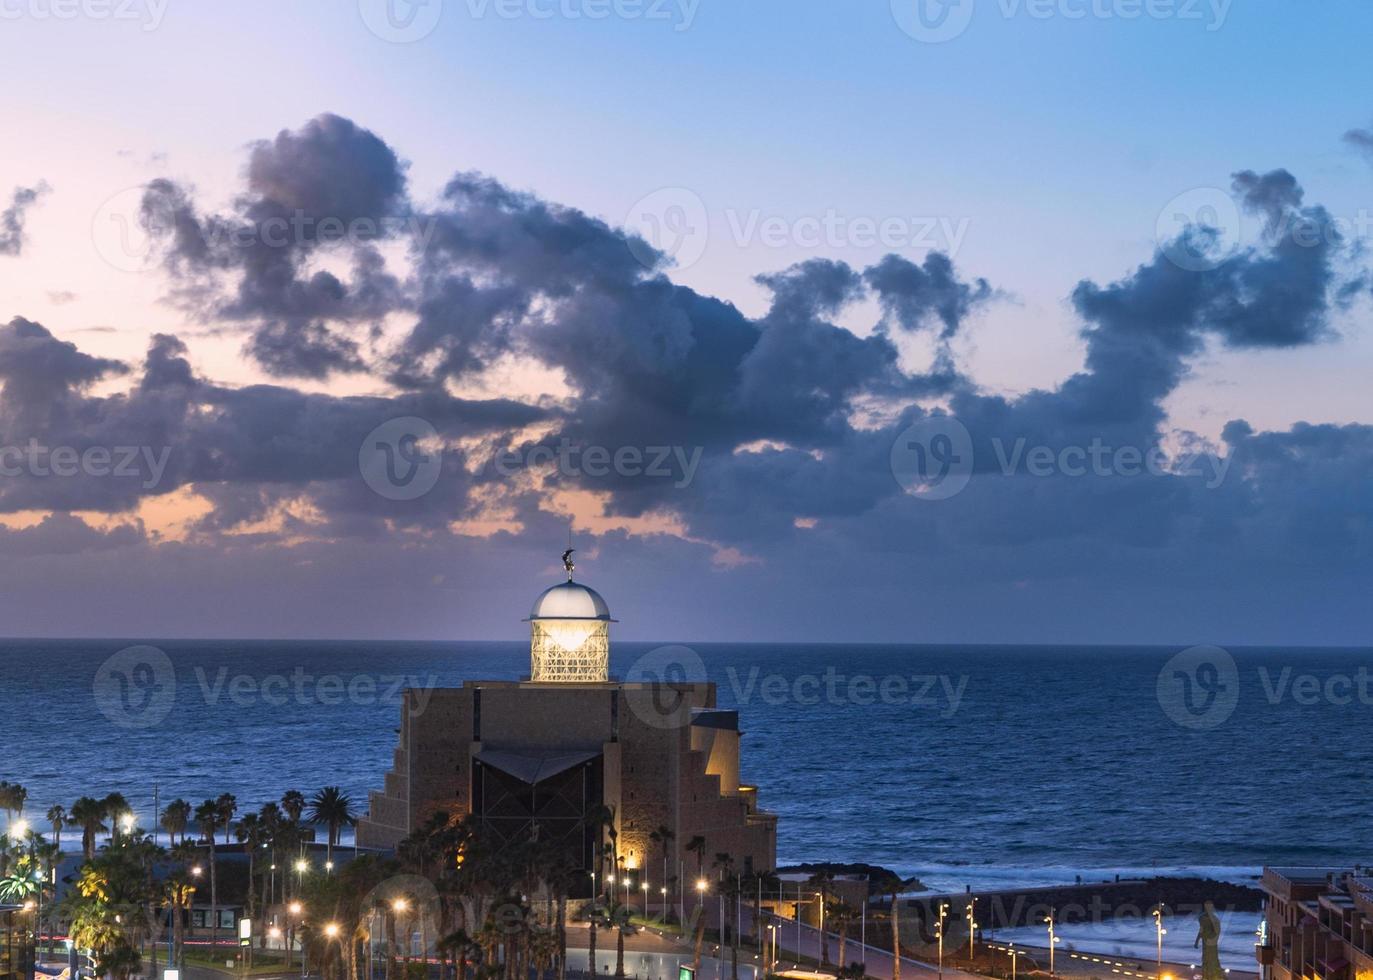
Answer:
[246, 319, 366, 379]
[142, 115, 410, 379]
[1343, 124, 1373, 161]
[3, 113, 1368, 643]
[1231, 168, 1303, 235]
[864, 252, 993, 337]
[0, 182, 50, 257]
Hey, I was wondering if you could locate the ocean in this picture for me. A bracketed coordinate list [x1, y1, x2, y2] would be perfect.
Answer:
[4, 639, 1371, 893]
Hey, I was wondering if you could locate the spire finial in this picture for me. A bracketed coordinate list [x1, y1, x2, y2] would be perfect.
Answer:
[561, 547, 575, 581]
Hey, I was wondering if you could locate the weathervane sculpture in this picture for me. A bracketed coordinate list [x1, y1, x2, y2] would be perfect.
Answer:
[562, 548, 575, 580]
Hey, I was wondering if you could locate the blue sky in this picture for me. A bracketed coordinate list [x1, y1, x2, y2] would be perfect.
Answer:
[0, 0, 1370, 642]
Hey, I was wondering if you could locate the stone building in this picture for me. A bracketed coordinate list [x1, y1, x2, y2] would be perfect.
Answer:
[1258, 867, 1373, 980]
[356, 563, 777, 893]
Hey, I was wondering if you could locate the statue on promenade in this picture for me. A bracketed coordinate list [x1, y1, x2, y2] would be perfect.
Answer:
[1195, 901, 1224, 980]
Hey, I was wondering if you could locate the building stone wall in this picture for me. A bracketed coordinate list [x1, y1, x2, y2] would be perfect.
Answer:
[357, 679, 778, 878]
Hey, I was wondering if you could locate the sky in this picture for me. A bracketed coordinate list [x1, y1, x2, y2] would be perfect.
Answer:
[0, 0, 1370, 643]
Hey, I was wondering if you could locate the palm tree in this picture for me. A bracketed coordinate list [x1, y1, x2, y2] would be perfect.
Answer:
[828, 898, 858, 972]
[755, 869, 781, 951]
[872, 873, 916, 980]
[46, 804, 65, 851]
[308, 787, 355, 863]
[282, 790, 306, 825]
[161, 799, 192, 846]
[194, 798, 223, 952]
[214, 793, 237, 846]
[604, 897, 637, 979]
[808, 870, 835, 965]
[70, 797, 107, 860]
[103, 792, 132, 840]
[0, 781, 26, 827]
[685, 835, 707, 975]
[165, 874, 196, 970]
[714, 853, 739, 980]
[648, 824, 675, 922]
[236, 812, 265, 926]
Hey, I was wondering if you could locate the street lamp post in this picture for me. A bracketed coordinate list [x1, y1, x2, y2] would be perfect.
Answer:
[936, 902, 949, 980]
[967, 898, 977, 963]
[1046, 909, 1057, 978]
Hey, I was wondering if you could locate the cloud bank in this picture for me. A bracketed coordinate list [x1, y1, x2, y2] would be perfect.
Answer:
[0, 115, 1368, 644]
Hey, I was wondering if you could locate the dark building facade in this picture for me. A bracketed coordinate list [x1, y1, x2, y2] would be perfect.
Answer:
[357, 571, 778, 890]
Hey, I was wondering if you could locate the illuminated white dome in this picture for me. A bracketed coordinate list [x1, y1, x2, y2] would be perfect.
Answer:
[528, 580, 613, 621]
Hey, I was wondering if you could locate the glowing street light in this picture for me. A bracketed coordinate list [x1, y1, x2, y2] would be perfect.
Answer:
[295, 859, 308, 873]
[1154, 907, 1167, 976]
[323, 922, 340, 938]
[10, 819, 28, 838]
[392, 898, 408, 913]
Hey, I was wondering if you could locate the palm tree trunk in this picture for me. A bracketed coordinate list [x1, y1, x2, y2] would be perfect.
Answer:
[556, 895, 567, 980]
[691, 905, 705, 976]
[890, 893, 901, 980]
[210, 841, 220, 956]
[588, 915, 597, 978]
[614, 925, 624, 979]
[837, 925, 847, 973]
